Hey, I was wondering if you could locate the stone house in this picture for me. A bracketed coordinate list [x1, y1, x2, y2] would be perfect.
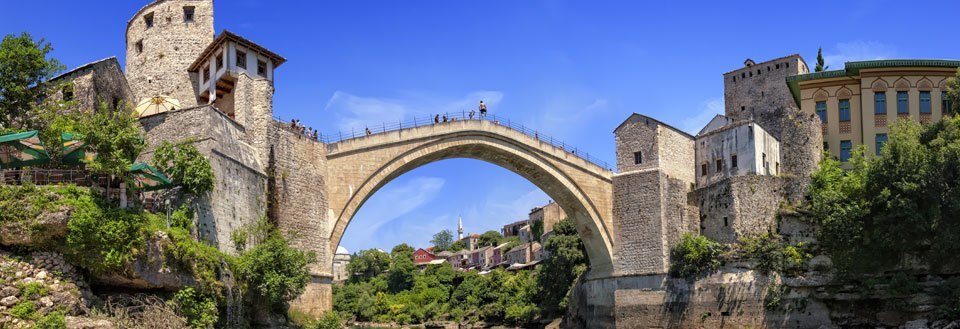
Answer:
[332, 246, 351, 282]
[46, 57, 135, 112]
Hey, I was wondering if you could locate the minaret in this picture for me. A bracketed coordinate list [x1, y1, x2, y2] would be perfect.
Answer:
[458, 213, 464, 240]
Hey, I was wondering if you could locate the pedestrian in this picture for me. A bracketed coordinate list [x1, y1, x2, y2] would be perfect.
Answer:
[443, 115, 448, 123]
[479, 101, 487, 118]
[313, 129, 319, 141]
[366, 127, 372, 136]
[290, 119, 296, 129]
[435, 114, 440, 124]
[469, 110, 475, 120]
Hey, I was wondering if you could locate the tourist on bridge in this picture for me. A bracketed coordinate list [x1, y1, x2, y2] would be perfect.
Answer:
[479, 101, 487, 118]
[469, 109, 475, 120]
[365, 127, 371, 136]
[434, 114, 440, 124]
[442, 115, 448, 123]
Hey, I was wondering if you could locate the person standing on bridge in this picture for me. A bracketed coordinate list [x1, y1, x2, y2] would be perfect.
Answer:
[443, 115, 448, 123]
[479, 101, 487, 119]
[434, 114, 440, 124]
[469, 109, 475, 120]
[365, 127, 371, 136]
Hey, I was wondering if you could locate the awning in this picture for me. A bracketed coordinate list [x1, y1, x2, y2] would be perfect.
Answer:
[126, 163, 174, 191]
[0, 131, 50, 169]
[134, 95, 181, 118]
[61, 132, 96, 166]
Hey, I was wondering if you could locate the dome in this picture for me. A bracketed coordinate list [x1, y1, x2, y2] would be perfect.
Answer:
[336, 246, 349, 255]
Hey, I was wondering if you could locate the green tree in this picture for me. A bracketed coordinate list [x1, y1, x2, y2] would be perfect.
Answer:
[815, 47, 828, 72]
[152, 141, 215, 195]
[235, 234, 315, 309]
[171, 287, 218, 329]
[0, 32, 64, 129]
[347, 249, 390, 280]
[946, 68, 960, 115]
[535, 218, 587, 315]
[448, 240, 466, 252]
[478, 230, 503, 247]
[387, 249, 416, 293]
[75, 101, 145, 207]
[430, 229, 453, 251]
[391, 243, 415, 257]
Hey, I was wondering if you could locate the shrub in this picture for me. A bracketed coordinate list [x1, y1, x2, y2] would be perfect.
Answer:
[65, 204, 147, 274]
[170, 287, 219, 329]
[19, 281, 49, 299]
[669, 233, 724, 278]
[308, 311, 344, 329]
[152, 141, 215, 195]
[32, 310, 66, 329]
[736, 233, 810, 275]
[504, 303, 537, 325]
[235, 234, 314, 309]
[10, 300, 36, 320]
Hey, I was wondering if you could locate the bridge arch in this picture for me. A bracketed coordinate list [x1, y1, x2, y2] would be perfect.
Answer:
[324, 120, 616, 276]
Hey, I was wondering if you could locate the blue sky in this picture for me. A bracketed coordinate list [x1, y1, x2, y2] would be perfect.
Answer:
[3, 0, 958, 253]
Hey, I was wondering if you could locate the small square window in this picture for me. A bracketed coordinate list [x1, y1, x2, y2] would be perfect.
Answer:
[62, 85, 74, 101]
[633, 151, 642, 165]
[716, 159, 722, 172]
[731, 155, 738, 168]
[184, 6, 195, 22]
[701, 164, 707, 176]
[257, 60, 267, 77]
[144, 12, 154, 28]
[216, 53, 223, 68]
[236, 51, 247, 69]
[723, 217, 728, 227]
[136, 40, 144, 54]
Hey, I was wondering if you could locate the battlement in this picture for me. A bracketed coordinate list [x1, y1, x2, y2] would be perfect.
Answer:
[723, 54, 808, 121]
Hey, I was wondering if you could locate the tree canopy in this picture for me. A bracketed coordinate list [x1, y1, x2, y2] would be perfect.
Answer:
[152, 141, 215, 195]
[0, 32, 64, 130]
[478, 230, 503, 247]
[814, 47, 828, 72]
[430, 229, 453, 251]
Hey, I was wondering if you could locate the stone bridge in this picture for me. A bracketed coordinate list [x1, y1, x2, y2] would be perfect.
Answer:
[323, 119, 617, 277]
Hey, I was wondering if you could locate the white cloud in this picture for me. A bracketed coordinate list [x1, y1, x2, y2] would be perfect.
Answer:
[534, 97, 610, 139]
[343, 176, 446, 246]
[323, 90, 504, 133]
[680, 97, 724, 134]
[823, 41, 896, 70]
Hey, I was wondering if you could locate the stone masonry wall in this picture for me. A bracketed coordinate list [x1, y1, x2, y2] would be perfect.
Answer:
[49, 58, 134, 113]
[612, 169, 666, 275]
[268, 124, 332, 316]
[657, 126, 696, 185]
[615, 115, 660, 173]
[233, 74, 274, 167]
[695, 175, 784, 244]
[139, 106, 267, 252]
[126, 0, 214, 106]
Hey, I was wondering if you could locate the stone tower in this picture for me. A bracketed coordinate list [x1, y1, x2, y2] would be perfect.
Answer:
[125, 0, 214, 107]
[723, 55, 808, 124]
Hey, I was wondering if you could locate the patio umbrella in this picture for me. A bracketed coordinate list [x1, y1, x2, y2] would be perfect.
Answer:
[61, 132, 96, 166]
[0, 130, 50, 169]
[126, 163, 174, 191]
[133, 95, 181, 118]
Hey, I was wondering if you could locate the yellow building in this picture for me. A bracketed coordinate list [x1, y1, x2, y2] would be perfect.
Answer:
[787, 60, 959, 161]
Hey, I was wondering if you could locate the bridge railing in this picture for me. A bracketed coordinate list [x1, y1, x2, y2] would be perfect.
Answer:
[274, 111, 613, 171]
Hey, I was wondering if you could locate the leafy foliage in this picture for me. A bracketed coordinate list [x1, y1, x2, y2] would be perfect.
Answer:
[668, 233, 724, 278]
[430, 229, 453, 251]
[347, 249, 390, 280]
[32, 310, 66, 329]
[477, 230, 503, 248]
[448, 240, 466, 252]
[171, 287, 219, 329]
[64, 193, 147, 274]
[152, 141, 215, 195]
[534, 218, 587, 316]
[808, 117, 960, 274]
[235, 230, 315, 309]
[814, 47, 828, 72]
[10, 300, 36, 320]
[946, 68, 960, 115]
[74, 101, 145, 178]
[735, 233, 810, 275]
[0, 32, 64, 129]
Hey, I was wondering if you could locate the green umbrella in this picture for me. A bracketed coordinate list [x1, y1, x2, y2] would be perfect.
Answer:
[61, 132, 96, 166]
[126, 163, 174, 191]
[0, 130, 50, 169]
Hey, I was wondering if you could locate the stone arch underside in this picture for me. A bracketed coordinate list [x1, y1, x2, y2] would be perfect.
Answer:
[325, 128, 616, 277]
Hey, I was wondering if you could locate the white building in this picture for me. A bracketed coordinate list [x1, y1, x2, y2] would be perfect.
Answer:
[332, 246, 351, 282]
[695, 115, 781, 188]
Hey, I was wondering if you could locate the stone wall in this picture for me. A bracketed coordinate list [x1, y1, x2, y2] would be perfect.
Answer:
[615, 114, 661, 173]
[695, 175, 784, 244]
[49, 58, 135, 113]
[267, 124, 332, 316]
[233, 73, 274, 166]
[126, 0, 214, 106]
[139, 106, 267, 252]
